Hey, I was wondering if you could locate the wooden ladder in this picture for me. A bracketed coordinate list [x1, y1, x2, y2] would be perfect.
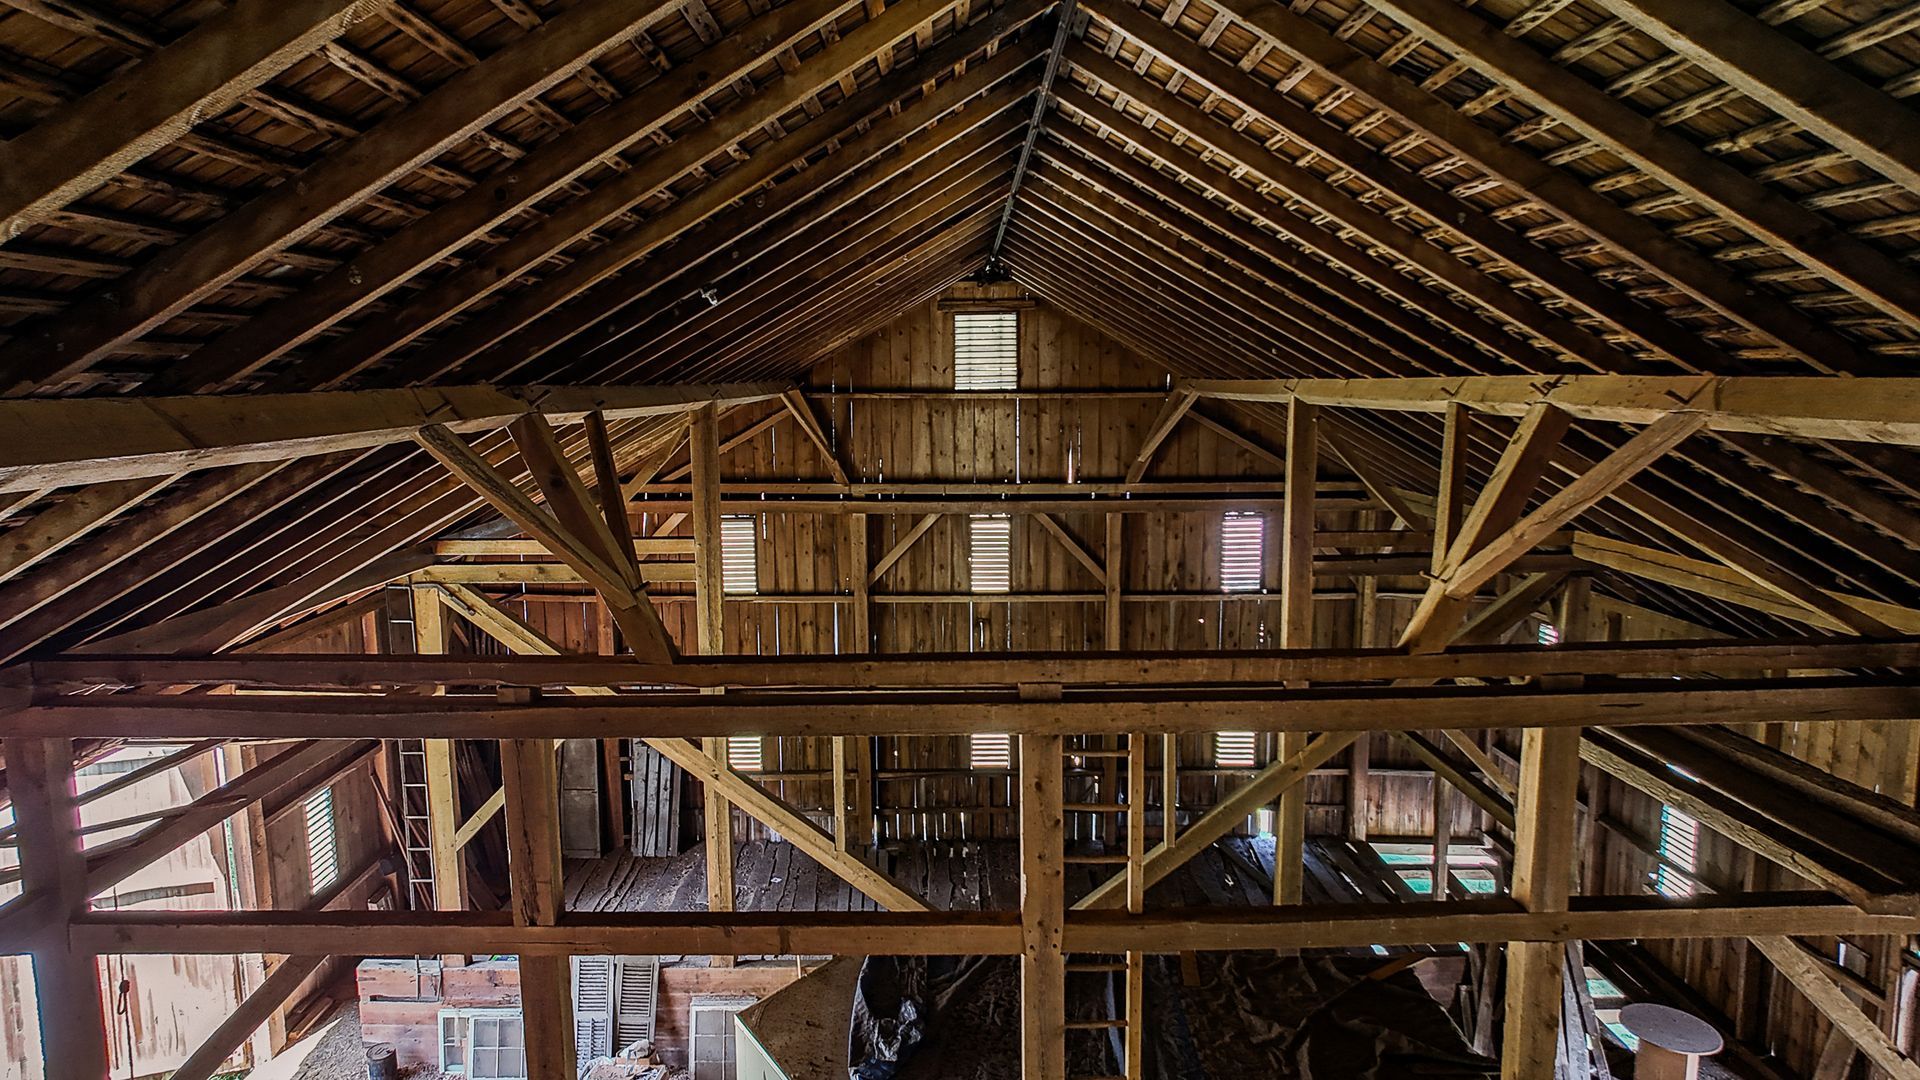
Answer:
[1062, 734, 1148, 1080]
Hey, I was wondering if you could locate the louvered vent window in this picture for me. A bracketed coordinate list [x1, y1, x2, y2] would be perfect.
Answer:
[954, 312, 1018, 389]
[971, 734, 1012, 770]
[304, 785, 339, 893]
[1538, 622, 1561, 646]
[969, 514, 1011, 593]
[1220, 511, 1265, 592]
[1655, 804, 1699, 898]
[1215, 732, 1257, 769]
[727, 736, 764, 773]
[720, 515, 757, 595]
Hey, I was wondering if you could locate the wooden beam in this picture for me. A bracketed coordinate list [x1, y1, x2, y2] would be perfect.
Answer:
[412, 586, 467, 918]
[1274, 398, 1316, 907]
[1, 0, 690, 394]
[1123, 390, 1198, 484]
[1104, 513, 1124, 649]
[1020, 733, 1066, 1080]
[0, 0, 366, 239]
[56, 635, 1911, 692]
[16, 678, 1915, 742]
[1358, 0, 1920, 330]
[1500, 705, 1585, 1076]
[1187, 0, 1877, 375]
[869, 513, 943, 585]
[780, 390, 852, 485]
[1433, 402, 1475, 579]
[1401, 406, 1572, 653]
[0, 475, 178, 586]
[508, 412, 673, 661]
[0, 383, 782, 493]
[1442, 412, 1706, 598]
[1597, 0, 1920, 199]
[3, 737, 109, 1080]
[1573, 532, 1920, 635]
[690, 404, 734, 953]
[500, 733, 576, 1080]
[168, 953, 329, 1080]
[1033, 513, 1106, 583]
[1184, 375, 1920, 446]
[1749, 935, 1920, 1079]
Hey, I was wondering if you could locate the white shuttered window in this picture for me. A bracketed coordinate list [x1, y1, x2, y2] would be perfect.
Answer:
[969, 514, 1012, 593]
[720, 515, 757, 594]
[1220, 511, 1264, 592]
[954, 312, 1018, 389]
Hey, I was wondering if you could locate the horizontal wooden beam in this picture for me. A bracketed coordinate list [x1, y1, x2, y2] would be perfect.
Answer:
[1183, 376, 1920, 446]
[9, 678, 1913, 740]
[0, 383, 786, 493]
[65, 892, 1920, 956]
[24, 637, 1917, 690]
[30, 630, 1904, 687]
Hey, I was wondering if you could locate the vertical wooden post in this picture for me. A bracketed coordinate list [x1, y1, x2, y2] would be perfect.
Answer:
[1020, 733, 1066, 1080]
[1104, 513, 1124, 650]
[1161, 734, 1178, 846]
[1125, 731, 1146, 1079]
[1274, 399, 1316, 906]
[501, 731, 576, 1080]
[1499, 580, 1586, 1079]
[1432, 780, 1453, 902]
[846, 512, 874, 849]
[5, 737, 110, 1080]
[691, 405, 735, 965]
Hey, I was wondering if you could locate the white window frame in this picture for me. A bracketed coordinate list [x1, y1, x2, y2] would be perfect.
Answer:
[720, 514, 758, 595]
[304, 785, 339, 893]
[968, 513, 1012, 594]
[953, 311, 1018, 390]
[438, 1007, 528, 1079]
[1219, 511, 1265, 593]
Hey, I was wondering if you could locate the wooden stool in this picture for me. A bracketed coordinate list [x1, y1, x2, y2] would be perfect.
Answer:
[1620, 1003, 1724, 1080]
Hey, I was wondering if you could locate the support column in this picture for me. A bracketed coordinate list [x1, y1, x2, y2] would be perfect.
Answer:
[845, 512, 874, 849]
[5, 737, 110, 1080]
[1020, 734, 1066, 1080]
[691, 405, 735, 965]
[501, 731, 576, 1080]
[1499, 580, 1587, 1078]
[1273, 399, 1317, 905]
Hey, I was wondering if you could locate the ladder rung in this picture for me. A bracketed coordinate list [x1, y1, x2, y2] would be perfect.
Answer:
[1066, 1019, 1127, 1030]
[1067, 962, 1125, 973]
[1065, 854, 1129, 864]
[1065, 802, 1129, 812]
[1069, 749, 1130, 758]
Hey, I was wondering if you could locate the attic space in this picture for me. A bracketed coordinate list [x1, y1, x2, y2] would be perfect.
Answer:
[2, 0, 1920, 1079]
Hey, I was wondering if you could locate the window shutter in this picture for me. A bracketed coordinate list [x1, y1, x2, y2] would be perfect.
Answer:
[1219, 511, 1265, 592]
[720, 515, 758, 594]
[573, 955, 614, 1061]
[970, 734, 1012, 769]
[303, 786, 339, 892]
[612, 955, 660, 1053]
[968, 514, 1011, 593]
[1215, 732, 1257, 768]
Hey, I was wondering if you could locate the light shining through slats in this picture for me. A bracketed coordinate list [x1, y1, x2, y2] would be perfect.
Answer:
[1215, 731, 1257, 768]
[304, 786, 339, 892]
[954, 312, 1018, 390]
[1655, 804, 1699, 898]
[970, 734, 1012, 769]
[727, 736, 764, 772]
[969, 514, 1011, 593]
[720, 514, 757, 595]
[1220, 511, 1265, 592]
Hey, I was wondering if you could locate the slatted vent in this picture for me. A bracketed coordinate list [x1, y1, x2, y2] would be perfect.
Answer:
[727, 735, 764, 773]
[954, 311, 1018, 390]
[1215, 732, 1257, 769]
[613, 955, 659, 1053]
[1220, 511, 1265, 592]
[1537, 622, 1561, 646]
[969, 513, 1011, 593]
[970, 734, 1012, 770]
[1655, 804, 1699, 898]
[720, 514, 757, 594]
[304, 786, 339, 893]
